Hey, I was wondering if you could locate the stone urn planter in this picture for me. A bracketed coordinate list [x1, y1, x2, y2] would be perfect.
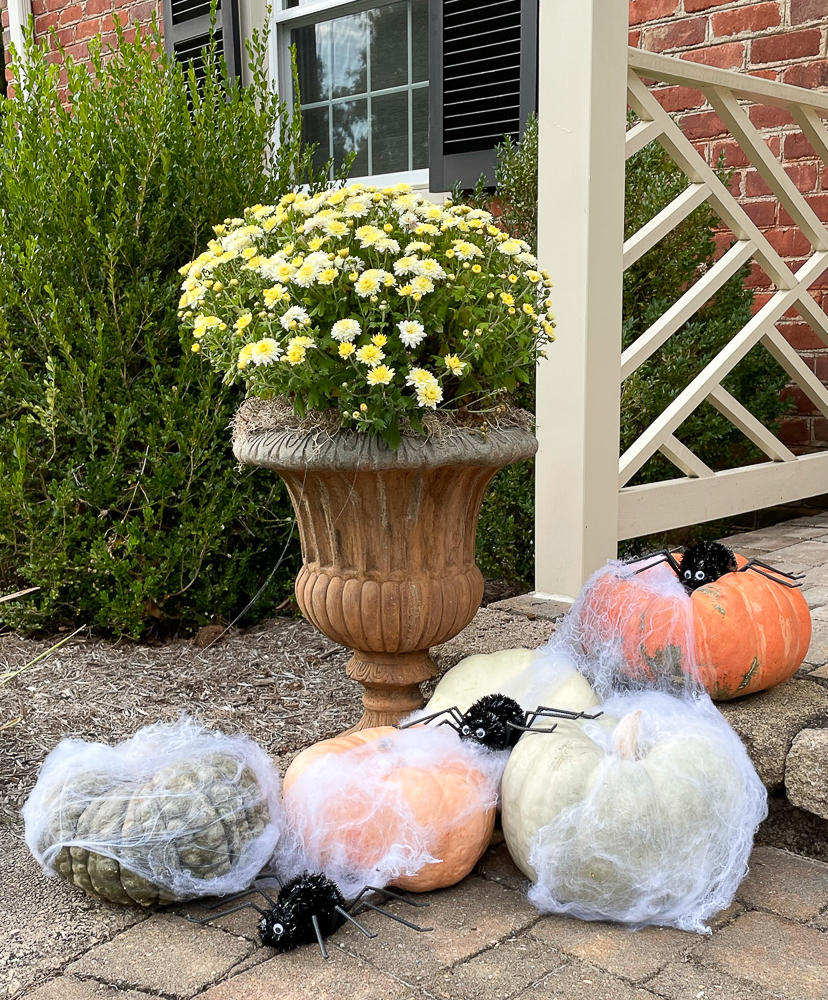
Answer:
[233, 400, 538, 731]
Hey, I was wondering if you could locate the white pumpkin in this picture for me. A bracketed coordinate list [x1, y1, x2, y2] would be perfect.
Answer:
[426, 647, 598, 719]
[500, 692, 767, 932]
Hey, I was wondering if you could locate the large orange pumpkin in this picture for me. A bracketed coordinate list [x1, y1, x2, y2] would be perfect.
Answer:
[578, 553, 811, 700]
[283, 726, 497, 892]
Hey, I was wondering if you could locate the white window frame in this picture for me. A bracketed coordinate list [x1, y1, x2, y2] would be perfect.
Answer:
[270, 0, 429, 187]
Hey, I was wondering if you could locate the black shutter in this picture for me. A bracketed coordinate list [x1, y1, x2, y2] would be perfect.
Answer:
[429, 0, 538, 192]
[161, 0, 242, 84]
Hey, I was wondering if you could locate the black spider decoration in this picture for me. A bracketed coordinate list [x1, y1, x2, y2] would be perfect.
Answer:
[399, 692, 603, 751]
[198, 871, 432, 959]
[631, 540, 803, 593]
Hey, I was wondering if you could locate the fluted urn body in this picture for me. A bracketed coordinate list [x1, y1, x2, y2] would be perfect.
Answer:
[233, 401, 538, 731]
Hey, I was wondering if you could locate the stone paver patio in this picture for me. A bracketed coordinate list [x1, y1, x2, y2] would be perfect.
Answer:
[5, 510, 828, 1000]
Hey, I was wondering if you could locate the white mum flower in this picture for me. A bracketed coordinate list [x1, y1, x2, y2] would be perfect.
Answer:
[331, 319, 361, 342]
[355, 269, 392, 297]
[397, 320, 426, 349]
[405, 367, 438, 389]
[497, 239, 523, 256]
[416, 382, 443, 409]
[452, 240, 483, 260]
[280, 305, 311, 330]
[408, 258, 446, 280]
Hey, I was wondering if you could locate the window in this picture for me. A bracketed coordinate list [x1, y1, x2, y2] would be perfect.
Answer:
[271, 0, 429, 185]
[161, 0, 242, 83]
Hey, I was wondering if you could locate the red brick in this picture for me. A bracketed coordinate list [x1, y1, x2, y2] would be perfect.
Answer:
[780, 193, 828, 225]
[749, 104, 795, 129]
[86, 0, 114, 13]
[629, 29, 642, 47]
[746, 261, 774, 288]
[791, 0, 827, 25]
[712, 3, 781, 38]
[769, 227, 815, 257]
[681, 110, 730, 140]
[809, 263, 828, 288]
[746, 169, 773, 198]
[680, 42, 746, 69]
[58, 4, 83, 25]
[629, 0, 679, 26]
[814, 416, 828, 443]
[782, 385, 818, 414]
[76, 18, 102, 41]
[63, 41, 89, 60]
[56, 27, 76, 47]
[785, 132, 818, 161]
[654, 85, 707, 113]
[34, 13, 58, 35]
[743, 199, 778, 227]
[751, 29, 822, 65]
[782, 322, 828, 350]
[786, 161, 819, 193]
[712, 139, 751, 169]
[685, 0, 733, 10]
[725, 169, 744, 195]
[813, 355, 828, 380]
[127, 1, 158, 23]
[778, 416, 811, 444]
[782, 61, 828, 91]
[643, 17, 707, 52]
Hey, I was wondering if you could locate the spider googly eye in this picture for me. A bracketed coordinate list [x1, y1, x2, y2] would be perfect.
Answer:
[271, 921, 284, 937]
[683, 569, 692, 579]
[694, 571, 706, 581]
[475, 728, 486, 740]
[461, 725, 470, 736]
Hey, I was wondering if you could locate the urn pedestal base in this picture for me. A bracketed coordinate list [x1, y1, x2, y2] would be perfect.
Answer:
[345, 649, 437, 732]
[233, 403, 538, 732]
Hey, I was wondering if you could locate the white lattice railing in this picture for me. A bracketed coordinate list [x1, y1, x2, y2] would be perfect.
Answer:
[534, 2, 828, 601]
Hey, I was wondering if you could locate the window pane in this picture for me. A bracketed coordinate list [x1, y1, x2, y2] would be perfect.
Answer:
[292, 22, 330, 104]
[372, 91, 409, 174]
[412, 86, 429, 169]
[332, 11, 369, 99]
[369, 2, 408, 92]
[302, 105, 330, 175]
[412, 0, 428, 83]
[333, 99, 369, 175]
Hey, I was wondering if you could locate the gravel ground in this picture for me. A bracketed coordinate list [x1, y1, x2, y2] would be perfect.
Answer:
[0, 617, 364, 827]
[0, 578, 525, 827]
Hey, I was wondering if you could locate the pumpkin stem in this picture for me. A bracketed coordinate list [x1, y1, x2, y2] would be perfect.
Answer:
[613, 711, 642, 760]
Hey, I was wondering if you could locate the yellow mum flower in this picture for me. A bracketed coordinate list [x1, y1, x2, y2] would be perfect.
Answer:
[234, 313, 253, 333]
[367, 364, 395, 386]
[416, 383, 443, 409]
[285, 342, 307, 365]
[237, 343, 255, 368]
[338, 342, 356, 358]
[500, 292, 515, 306]
[522, 303, 536, 317]
[263, 285, 286, 307]
[318, 268, 338, 285]
[371, 334, 388, 347]
[191, 342, 202, 353]
[443, 355, 467, 376]
[356, 344, 385, 367]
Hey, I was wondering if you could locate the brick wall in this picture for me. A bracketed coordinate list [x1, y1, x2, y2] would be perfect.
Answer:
[630, 0, 828, 451]
[2, 1, 161, 92]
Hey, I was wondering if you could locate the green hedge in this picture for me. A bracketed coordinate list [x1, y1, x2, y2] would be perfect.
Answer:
[0, 22, 341, 637]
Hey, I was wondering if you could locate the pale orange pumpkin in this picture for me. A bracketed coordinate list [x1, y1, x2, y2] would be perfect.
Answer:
[282, 726, 497, 892]
[578, 553, 811, 700]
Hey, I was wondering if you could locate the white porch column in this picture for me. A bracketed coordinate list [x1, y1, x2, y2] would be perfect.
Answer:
[534, 0, 629, 601]
[7, 0, 32, 61]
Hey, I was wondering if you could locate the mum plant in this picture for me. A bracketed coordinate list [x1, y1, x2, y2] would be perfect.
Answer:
[179, 184, 556, 448]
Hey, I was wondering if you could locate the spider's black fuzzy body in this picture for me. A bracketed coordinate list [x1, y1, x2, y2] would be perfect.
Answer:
[679, 541, 737, 592]
[460, 694, 526, 750]
[258, 872, 346, 952]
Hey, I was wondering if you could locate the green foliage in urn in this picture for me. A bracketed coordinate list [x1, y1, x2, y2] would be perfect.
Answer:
[0, 20, 341, 637]
[180, 186, 555, 449]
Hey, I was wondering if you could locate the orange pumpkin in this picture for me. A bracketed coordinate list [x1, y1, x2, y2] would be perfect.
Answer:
[578, 553, 811, 700]
[283, 726, 497, 892]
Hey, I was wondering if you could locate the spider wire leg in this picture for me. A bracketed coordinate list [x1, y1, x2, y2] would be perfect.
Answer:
[334, 905, 377, 938]
[359, 885, 430, 908]
[199, 887, 260, 910]
[312, 914, 329, 960]
[437, 719, 461, 735]
[738, 559, 804, 587]
[742, 567, 803, 588]
[632, 554, 669, 576]
[507, 721, 558, 735]
[398, 706, 463, 730]
[354, 900, 433, 932]
[195, 901, 265, 924]
[257, 886, 278, 908]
